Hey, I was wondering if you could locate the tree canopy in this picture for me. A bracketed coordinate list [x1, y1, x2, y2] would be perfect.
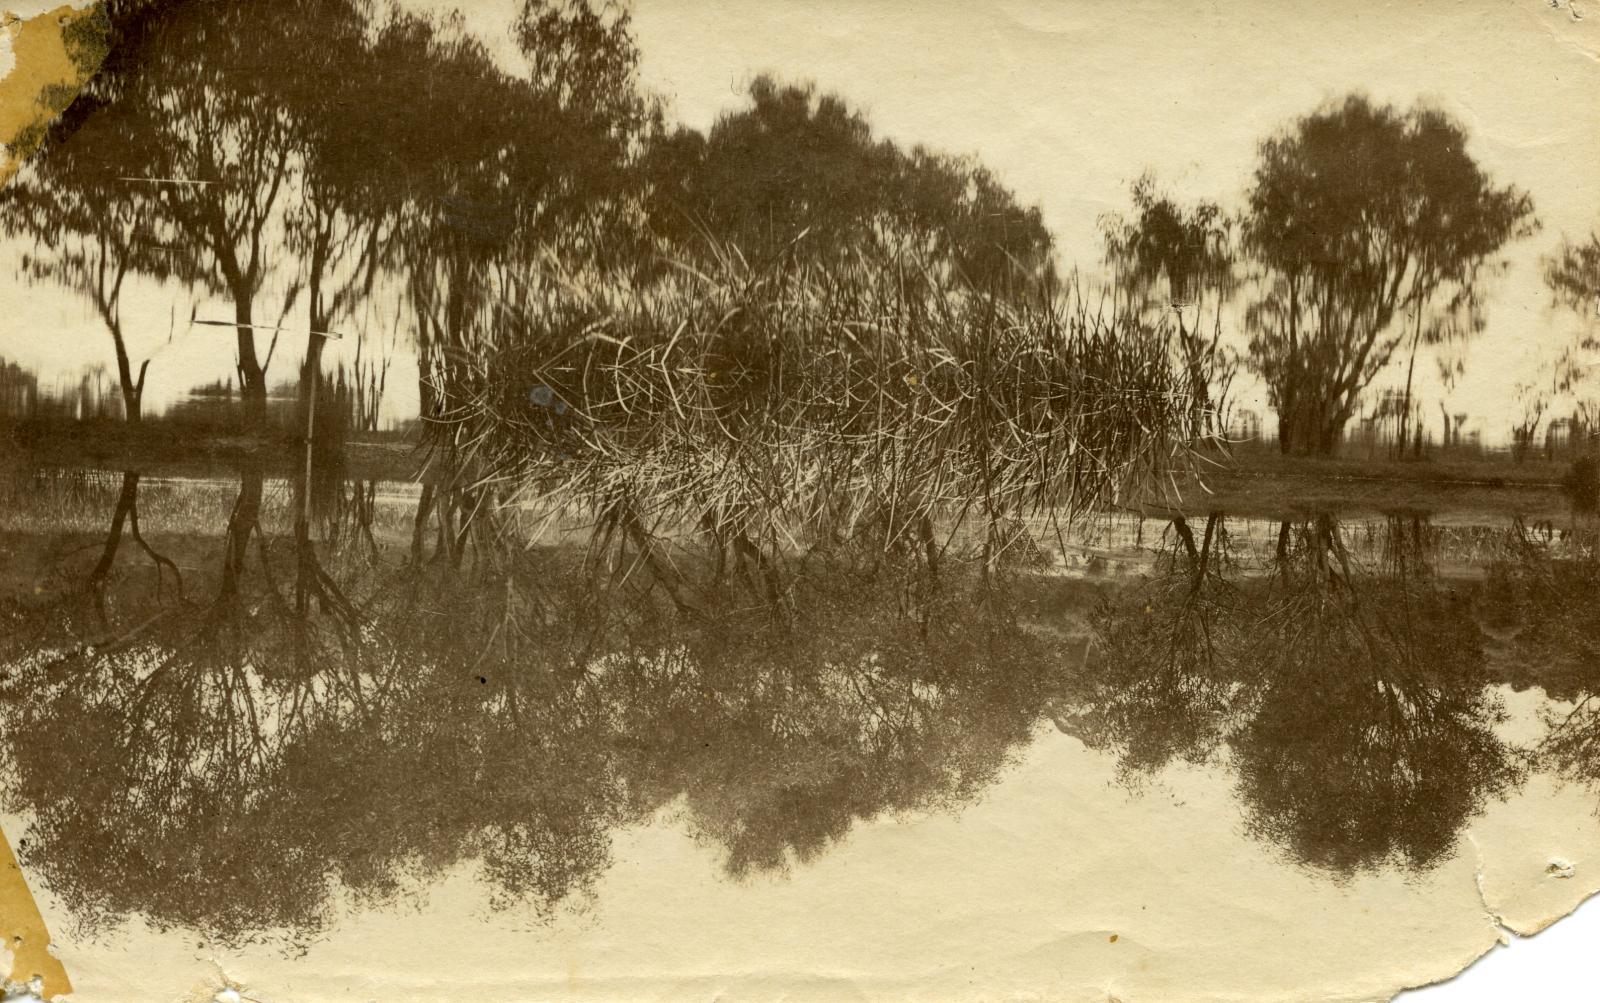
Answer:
[642, 75, 1055, 295]
[1, 0, 659, 429]
[1241, 95, 1535, 454]
[1101, 175, 1238, 432]
[1546, 232, 1600, 334]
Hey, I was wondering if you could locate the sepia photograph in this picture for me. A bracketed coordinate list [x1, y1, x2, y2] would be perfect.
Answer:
[0, 1, 1598, 1000]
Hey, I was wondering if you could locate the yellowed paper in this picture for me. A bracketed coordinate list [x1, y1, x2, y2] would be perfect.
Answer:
[1, 2, 1598, 1002]
[1, 821, 71, 998]
[0, 3, 104, 185]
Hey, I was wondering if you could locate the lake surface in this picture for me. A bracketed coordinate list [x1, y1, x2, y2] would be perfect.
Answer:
[3, 464, 1600, 1001]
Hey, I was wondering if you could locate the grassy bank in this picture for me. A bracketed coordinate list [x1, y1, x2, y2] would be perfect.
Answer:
[1175, 449, 1572, 520]
[2, 416, 427, 482]
[6, 418, 1584, 522]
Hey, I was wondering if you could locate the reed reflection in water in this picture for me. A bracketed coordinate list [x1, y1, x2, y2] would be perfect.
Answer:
[5, 459, 1600, 951]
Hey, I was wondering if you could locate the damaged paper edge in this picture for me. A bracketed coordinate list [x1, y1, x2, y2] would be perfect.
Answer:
[2, 3, 1600, 1003]
[1381, 832, 1600, 1002]
[1, 822, 70, 1000]
[0, 1, 104, 187]
[1, 5, 104, 1001]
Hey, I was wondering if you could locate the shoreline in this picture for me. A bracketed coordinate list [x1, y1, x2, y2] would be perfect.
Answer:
[3, 427, 1579, 520]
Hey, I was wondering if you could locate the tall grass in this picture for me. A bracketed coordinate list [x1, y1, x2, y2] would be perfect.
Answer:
[422, 248, 1223, 564]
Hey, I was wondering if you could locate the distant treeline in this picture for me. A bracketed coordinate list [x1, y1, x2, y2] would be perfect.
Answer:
[0, 357, 412, 440]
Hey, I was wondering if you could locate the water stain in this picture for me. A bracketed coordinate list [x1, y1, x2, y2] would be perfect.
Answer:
[0, 820, 70, 998]
[0, 4, 106, 185]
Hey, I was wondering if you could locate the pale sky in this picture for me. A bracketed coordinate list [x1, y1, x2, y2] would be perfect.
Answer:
[620, 0, 1600, 438]
[3, 0, 1598, 438]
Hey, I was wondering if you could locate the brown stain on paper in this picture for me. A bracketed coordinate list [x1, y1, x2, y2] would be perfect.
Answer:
[0, 6, 102, 997]
[1, 821, 71, 997]
[0, 3, 106, 186]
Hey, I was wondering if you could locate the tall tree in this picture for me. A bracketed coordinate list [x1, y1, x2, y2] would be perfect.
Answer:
[1242, 96, 1535, 454]
[0, 119, 169, 421]
[40, 0, 320, 428]
[642, 75, 1054, 295]
[389, 1, 653, 431]
[272, 1, 395, 434]
[1101, 175, 1238, 435]
[0, 3, 196, 422]
[1543, 232, 1600, 446]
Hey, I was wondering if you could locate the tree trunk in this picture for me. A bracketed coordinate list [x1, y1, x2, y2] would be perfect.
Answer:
[89, 472, 139, 585]
[108, 322, 145, 424]
[1277, 396, 1349, 457]
[1396, 315, 1422, 460]
[234, 297, 268, 430]
[221, 464, 265, 597]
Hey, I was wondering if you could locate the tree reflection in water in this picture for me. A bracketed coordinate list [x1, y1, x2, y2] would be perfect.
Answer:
[13, 477, 1599, 941]
[1493, 521, 1600, 806]
[1068, 510, 1521, 877]
[0, 464, 1079, 943]
[0, 0, 1591, 979]
[1066, 511, 1244, 779]
[1233, 513, 1516, 875]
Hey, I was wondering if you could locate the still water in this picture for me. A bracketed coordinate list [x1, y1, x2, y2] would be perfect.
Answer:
[2, 465, 1599, 1001]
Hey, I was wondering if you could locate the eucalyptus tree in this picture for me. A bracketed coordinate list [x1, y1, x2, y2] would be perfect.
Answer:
[264, 3, 401, 432]
[120, 2, 327, 424]
[386, 1, 653, 414]
[1547, 232, 1600, 327]
[0, 115, 174, 421]
[0, 2, 380, 429]
[0, 3, 195, 421]
[1242, 96, 1535, 454]
[1101, 175, 1238, 434]
[642, 75, 1055, 296]
[1541, 232, 1600, 443]
[379, 0, 658, 555]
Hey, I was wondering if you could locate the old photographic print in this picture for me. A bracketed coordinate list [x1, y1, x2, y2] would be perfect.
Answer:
[0, 1, 1598, 1001]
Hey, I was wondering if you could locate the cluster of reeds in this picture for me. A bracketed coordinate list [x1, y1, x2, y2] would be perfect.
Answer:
[422, 248, 1224, 566]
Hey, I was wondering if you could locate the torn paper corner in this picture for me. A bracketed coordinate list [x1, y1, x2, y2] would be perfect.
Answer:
[0, 2, 108, 186]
